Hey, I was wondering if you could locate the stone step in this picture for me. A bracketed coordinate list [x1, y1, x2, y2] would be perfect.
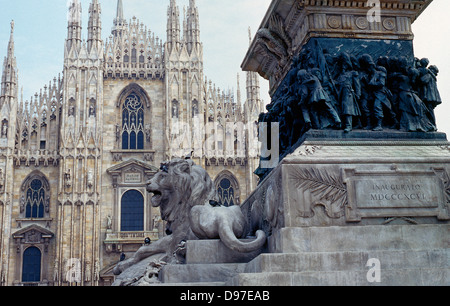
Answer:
[269, 225, 450, 253]
[245, 250, 449, 273]
[186, 239, 263, 264]
[160, 263, 246, 284]
[227, 268, 450, 286]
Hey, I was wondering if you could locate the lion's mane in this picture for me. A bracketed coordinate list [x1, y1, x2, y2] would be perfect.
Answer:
[147, 158, 217, 255]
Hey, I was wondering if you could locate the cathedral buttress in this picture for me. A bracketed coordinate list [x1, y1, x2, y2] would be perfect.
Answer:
[0, 20, 18, 286]
[165, 0, 204, 161]
[55, 0, 103, 286]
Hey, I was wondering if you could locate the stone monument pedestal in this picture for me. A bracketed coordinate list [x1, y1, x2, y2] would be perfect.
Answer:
[141, 131, 449, 286]
[234, 130, 450, 285]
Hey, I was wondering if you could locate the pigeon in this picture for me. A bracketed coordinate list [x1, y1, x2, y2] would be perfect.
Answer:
[120, 253, 126, 262]
[185, 151, 194, 160]
[209, 200, 222, 207]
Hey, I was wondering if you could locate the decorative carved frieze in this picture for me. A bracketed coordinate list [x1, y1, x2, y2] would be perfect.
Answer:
[242, 0, 432, 93]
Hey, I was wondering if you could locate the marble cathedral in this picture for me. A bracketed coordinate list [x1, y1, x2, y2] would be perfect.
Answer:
[0, 0, 263, 286]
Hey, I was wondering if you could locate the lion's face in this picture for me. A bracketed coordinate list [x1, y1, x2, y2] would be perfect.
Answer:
[146, 158, 218, 238]
[146, 159, 193, 224]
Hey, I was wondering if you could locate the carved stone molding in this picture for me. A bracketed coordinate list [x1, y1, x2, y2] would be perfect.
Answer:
[242, 0, 432, 93]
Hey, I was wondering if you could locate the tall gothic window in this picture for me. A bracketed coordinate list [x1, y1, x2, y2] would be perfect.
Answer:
[121, 190, 144, 232]
[25, 179, 46, 219]
[217, 178, 235, 207]
[122, 93, 145, 150]
[22, 247, 41, 283]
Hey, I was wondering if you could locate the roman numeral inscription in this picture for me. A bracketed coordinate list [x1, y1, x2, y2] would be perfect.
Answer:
[356, 178, 437, 208]
[343, 168, 450, 222]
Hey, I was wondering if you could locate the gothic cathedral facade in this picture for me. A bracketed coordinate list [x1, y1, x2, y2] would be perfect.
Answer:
[0, 0, 264, 286]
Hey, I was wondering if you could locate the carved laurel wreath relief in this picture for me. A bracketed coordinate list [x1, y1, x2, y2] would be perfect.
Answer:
[290, 167, 450, 222]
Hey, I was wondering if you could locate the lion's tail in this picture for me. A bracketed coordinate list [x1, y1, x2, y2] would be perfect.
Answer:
[218, 225, 266, 253]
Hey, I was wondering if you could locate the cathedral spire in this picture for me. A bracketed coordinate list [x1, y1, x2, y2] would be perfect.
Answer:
[245, 27, 263, 117]
[167, 0, 181, 49]
[66, 0, 82, 51]
[185, 0, 200, 53]
[88, 0, 102, 52]
[116, 0, 124, 21]
[113, 0, 126, 36]
[1, 20, 18, 103]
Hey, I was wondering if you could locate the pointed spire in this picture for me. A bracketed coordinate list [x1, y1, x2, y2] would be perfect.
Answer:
[113, 0, 126, 36]
[236, 73, 242, 106]
[66, 0, 82, 51]
[1, 20, 18, 104]
[245, 27, 262, 117]
[185, 0, 200, 53]
[117, 0, 124, 21]
[8, 20, 15, 57]
[167, 0, 181, 47]
[88, 0, 102, 52]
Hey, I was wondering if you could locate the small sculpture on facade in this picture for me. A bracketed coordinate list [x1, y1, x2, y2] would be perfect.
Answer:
[145, 124, 151, 142]
[53, 261, 59, 283]
[1, 121, 8, 138]
[84, 261, 91, 282]
[106, 215, 112, 230]
[64, 169, 72, 190]
[87, 170, 94, 189]
[94, 260, 100, 283]
[68, 100, 75, 117]
[89, 102, 96, 117]
[115, 124, 121, 142]
[0, 169, 4, 191]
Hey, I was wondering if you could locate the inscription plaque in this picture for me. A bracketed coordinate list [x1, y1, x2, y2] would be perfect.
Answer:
[343, 168, 450, 222]
[124, 172, 141, 183]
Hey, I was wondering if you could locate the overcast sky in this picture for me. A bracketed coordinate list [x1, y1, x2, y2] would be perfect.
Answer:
[0, 0, 448, 135]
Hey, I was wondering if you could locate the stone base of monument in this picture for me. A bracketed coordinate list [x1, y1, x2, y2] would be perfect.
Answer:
[234, 130, 450, 286]
[116, 130, 450, 286]
[154, 240, 263, 286]
[227, 224, 449, 286]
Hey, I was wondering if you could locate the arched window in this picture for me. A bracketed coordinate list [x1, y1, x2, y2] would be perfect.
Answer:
[25, 179, 46, 219]
[22, 247, 41, 283]
[218, 178, 235, 207]
[121, 190, 144, 232]
[131, 48, 137, 63]
[122, 93, 145, 150]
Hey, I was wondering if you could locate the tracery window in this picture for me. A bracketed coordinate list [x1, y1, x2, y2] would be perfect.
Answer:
[25, 179, 46, 219]
[217, 178, 235, 207]
[122, 93, 145, 150]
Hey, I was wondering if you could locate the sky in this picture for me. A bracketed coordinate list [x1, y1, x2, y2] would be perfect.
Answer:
[0, 0, 449, 135]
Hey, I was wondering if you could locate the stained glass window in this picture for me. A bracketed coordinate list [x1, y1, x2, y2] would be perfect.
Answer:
[25, 179, 45, 219]
[22, 247, 41, 283]
[121, 190, 144, 232]
[122, 94, 145, 150]
[217, 178, 235, 207]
